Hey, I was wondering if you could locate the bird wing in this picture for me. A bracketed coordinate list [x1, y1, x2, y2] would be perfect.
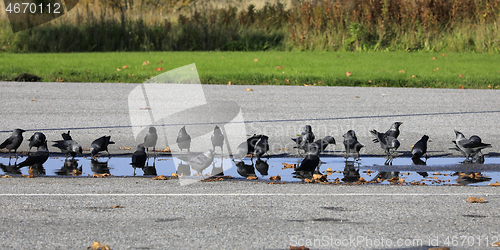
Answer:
[0, 136, 13, 148]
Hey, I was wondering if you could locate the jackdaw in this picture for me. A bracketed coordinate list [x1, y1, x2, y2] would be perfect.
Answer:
[232, 134, 268, 160]
[131, 144, 147, 169]
[308, 136, 336, 153]
[27, 132, 46, 153]
[292, 125, 315, 152]
[176, 149, 214, 174]
[343, 130, 364, 159]
[90, 136, 115, 157]
[52, 139, 83, 159]
[253, 135, 269, 160]
[0, 129, 25, 158]
[370, 129, 400, 156]
[373, 122, 403, 143]
[143, 127, 158, 152]
[411, 135, 429, 160]
[211, 125, 224, 154]
[293, 144, 321, 173]
[176, 126, 191, 153]
[452, 130, 491, 162]
[17, 140, 49, 168]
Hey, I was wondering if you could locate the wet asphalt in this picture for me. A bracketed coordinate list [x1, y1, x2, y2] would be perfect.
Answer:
[0, 82, 500, 249]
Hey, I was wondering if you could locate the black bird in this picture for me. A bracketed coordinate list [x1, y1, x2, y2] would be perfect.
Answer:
[412, 135, 429, 160]
[61, 131, 72, 140]
[309, 136, 335, 153]
[0, 129, 25, 158]
[27, 132, 46, 153]
[176, 126, 191, 153]
[292, 125, 315, 152]
[294, 144, 321, 173]
[143, 127, 158, 152]
[176, 149, 214, 174]
[17, 140, 49, 168]
[253, 135, 269, 160]
[90, 136, 115, 157]
[343, 130, 364, 159]
[373, 122, 403, 143]
[131, 144, 147, 169]
[370, 129, 400, 156]
[452, 130, 491, 162]
[52, 139, 83, 159]
[211, 125, 224, 154]
[91, 159, 110, 174]
[232, 134, 267, 160]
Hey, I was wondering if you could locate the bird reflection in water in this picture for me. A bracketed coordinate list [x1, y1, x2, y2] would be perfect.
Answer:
[236, 160, 255, 178]
[56, 159, 82, 176]
[211, 158, 224, 176]
[177, 162, 191, 176]
[142, 161, 157, 176]
[91, 159, 110, 174]
[370, 171, 400, 183]
[255, 159, 269, 176]
[453, 172, 491, 185]
[341, 160, 360, 183]
[0, 163, 21, 175]
[29, 163, 46, 176]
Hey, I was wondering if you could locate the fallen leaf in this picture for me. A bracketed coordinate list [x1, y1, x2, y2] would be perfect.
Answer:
[466, 197, 486, 203]
[368, 80, 372, 83]
[122, 65, 129, 69]
[246, 88, 253, 91]
[277, 66, 284, 69]
[459, 74, 464, 78]
[93, 173, 112, 178]
[492, 242, 500, 246]
[56, 77, 63, 82]
[154, 67, 164, 71]
[303, 84, 311, 87]
[228, 81, 232, 85]
[88, 241, 111, 250]
[434, 67, 439, 71]
[345, 71, 352, 77]
[398, 70, 405, 73]
[289, 246, 310, 250]
[73, 169, 82, 176]
[326, 168, 333, 174]
[441, 54, 446, 56]
[154, 147, 171, 152]
[363, 170, 374, 174]
[412, 75, 416, 78]
[152, 175, 170, 180]
[432, 57, 437, 60]
[116, 68, 122, 71]
[282, 163, 296, 169]
[459, 85, 464, 89]
[317, 81, 321, 84]
[119, 147, 133, 150]
[285, 79, 289, 82]
[111, 205, 123, 208]
[253, 58, 258, 62]
[433, 172, 442, 175]
[247, 175, 258, 180]
[1, 175, 12, 178]
[171, 173, 179, 177]
[489, 181, 500, 186]
[313, 174, 328, 182]
[157, 61, 163, 64]
[269, 175, 281, 181]
[355, 96, 360, 98]
[28, 168, 35, 178]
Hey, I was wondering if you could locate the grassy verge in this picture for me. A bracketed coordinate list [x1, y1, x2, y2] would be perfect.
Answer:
[1, 51, 499, 89]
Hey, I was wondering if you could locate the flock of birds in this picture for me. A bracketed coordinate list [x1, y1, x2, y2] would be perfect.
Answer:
[0, 121, 493, 176]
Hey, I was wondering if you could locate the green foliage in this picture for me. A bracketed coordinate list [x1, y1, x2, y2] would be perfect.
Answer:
[0, 0, 499, 53]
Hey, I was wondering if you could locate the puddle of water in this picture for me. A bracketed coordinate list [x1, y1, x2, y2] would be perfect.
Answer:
[1, 155, 500, 186]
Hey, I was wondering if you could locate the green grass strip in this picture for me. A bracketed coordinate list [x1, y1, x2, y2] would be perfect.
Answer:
[1, 51, 499, 89]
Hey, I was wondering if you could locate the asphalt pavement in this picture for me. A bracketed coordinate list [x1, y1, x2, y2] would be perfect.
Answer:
[0, 82, 500, 249]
